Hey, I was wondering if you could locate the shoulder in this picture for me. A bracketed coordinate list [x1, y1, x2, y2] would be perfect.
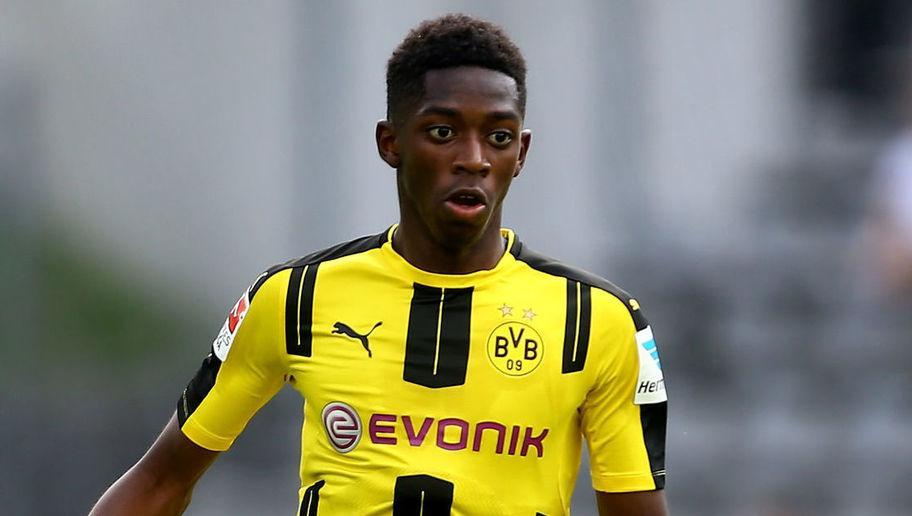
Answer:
[246, 228, 391, 301]
[508, 236, 649, 331]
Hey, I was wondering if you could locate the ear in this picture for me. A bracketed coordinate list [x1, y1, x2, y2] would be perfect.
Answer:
[376, 120, 401, 169]
[513, 129, 532, 177]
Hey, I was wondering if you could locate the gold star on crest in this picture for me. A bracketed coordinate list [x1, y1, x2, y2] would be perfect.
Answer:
[522, 308, 537, 320]
[498, 303, 513, 317]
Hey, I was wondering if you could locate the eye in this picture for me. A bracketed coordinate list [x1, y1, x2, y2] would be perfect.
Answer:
[488, 130, 513, 147]
[428, 126, 455, 141]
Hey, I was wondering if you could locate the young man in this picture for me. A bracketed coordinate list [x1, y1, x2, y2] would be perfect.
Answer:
[91, 14, 667, 516]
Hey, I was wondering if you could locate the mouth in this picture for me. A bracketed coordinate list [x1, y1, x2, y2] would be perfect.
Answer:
[443, 188, 487, 219]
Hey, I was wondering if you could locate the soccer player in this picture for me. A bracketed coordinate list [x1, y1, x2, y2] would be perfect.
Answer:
[91, 14, 668, 516]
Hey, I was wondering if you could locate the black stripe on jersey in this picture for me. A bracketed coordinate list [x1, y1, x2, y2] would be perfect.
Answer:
[266, 229, 390, 357]
[177, 352, 222, 427]
[299, 263, 320, 353]
[640, 401, 667, 489]
[509, 238, 636, 312]
[178, 230, 390, 424]
[299, 479, 325, 516]
[509, 238, 649, 334]
[285, 263, 319, 356]
[286, 266, 306, 355]
[404, 284, 473, 388]
[284, 264, 320, 357]
[563, 280, 577, 365]
[561, 280, 592, 373]
[511, 234, 667, 487]
[393, 474, 454, 515]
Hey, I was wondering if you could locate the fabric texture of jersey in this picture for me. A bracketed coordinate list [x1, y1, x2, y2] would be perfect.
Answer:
[177, 226, 667, 516]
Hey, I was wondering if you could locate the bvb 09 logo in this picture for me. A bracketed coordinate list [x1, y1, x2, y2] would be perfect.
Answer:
[486, 322, 544, 376]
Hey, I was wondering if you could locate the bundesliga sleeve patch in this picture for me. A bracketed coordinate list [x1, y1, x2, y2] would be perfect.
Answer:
[633, 326, 666, 405]
[212, 289, 250, 361]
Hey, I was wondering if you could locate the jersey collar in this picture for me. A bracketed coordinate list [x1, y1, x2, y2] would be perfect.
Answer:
[380, 224, 519, 288]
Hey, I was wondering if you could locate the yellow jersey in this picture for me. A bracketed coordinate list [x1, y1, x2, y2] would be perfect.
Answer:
[177, 226, 667, 515]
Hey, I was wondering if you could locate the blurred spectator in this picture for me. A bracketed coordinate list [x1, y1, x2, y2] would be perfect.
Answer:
[870, 112, 912, 298]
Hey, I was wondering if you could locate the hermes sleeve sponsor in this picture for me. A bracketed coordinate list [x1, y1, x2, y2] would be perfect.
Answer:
[633, 326, 667, 405]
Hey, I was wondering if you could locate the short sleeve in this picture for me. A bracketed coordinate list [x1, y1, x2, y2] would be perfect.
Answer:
[177, 270, 289, 451]
[581, 293, 667, 492]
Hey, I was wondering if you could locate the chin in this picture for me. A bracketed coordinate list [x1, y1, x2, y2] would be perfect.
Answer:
[433, 218, 490, 250]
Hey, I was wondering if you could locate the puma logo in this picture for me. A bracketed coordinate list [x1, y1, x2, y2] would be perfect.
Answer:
[332, 321, 382, 357]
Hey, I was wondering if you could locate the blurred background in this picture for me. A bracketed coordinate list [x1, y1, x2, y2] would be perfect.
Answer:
[2, 1, 911, 515]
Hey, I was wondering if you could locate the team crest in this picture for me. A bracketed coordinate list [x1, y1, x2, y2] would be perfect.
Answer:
[213, 290, 250, 361]
[486, 321, 544, 376]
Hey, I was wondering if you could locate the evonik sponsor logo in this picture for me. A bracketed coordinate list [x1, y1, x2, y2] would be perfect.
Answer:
[367, 413, 549, 458]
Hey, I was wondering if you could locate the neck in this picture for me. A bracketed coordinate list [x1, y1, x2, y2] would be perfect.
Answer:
[392, 219, 506, 275]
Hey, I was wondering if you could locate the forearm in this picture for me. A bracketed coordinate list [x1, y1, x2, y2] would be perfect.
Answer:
[90, 414, 218, 516]
[90, 463, 193, 516]
[596, 489, 668, 516]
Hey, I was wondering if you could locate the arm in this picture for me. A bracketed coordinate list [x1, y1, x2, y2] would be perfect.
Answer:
[596, 489, 668, 516]
[90, 413, 219, 516]
[92, 273, 287, 515]
[583, 293, 669, 515]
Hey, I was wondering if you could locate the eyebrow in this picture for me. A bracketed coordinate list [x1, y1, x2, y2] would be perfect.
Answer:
[415, 105, 521, 122]
[487, 110, 521, 122]
[416, 106, 460, 118]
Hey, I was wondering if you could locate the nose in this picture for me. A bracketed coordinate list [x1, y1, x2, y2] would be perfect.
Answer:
[453, 136, 491, 176]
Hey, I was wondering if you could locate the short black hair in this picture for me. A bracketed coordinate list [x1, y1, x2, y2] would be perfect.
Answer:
[386, 14, 527, 123]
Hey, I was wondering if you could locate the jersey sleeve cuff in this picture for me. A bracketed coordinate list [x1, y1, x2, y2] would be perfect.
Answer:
[591, 472, 659, 493]
[180, 418, 236, 452]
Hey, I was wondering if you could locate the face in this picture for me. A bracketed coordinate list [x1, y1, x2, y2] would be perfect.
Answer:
[377, 66, 532, 250]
